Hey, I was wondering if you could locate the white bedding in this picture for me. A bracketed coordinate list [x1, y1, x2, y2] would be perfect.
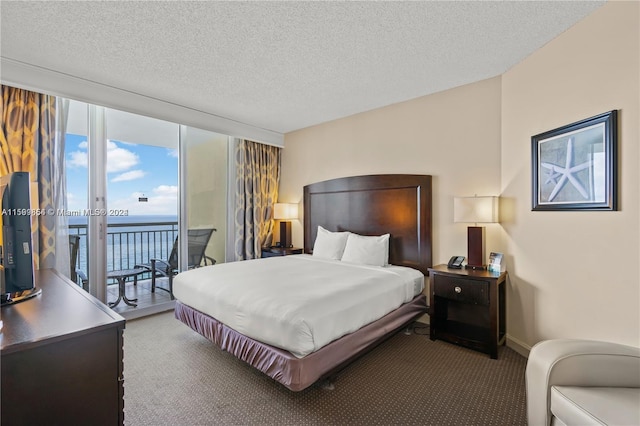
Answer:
[173, 254, 424, 358]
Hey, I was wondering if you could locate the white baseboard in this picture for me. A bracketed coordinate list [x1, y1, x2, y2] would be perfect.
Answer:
[506, 334, 531, 358]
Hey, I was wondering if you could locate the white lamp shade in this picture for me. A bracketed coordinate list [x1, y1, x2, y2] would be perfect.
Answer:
[454, 196, 499, 223]
[274, 203, 298, 220]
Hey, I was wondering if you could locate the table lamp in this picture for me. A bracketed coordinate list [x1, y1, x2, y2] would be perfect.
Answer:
[274, 203, 298, 248]
[454, 196, 499, 270]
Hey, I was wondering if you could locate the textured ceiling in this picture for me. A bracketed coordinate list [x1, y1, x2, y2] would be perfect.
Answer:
[1, 1, 605, 134]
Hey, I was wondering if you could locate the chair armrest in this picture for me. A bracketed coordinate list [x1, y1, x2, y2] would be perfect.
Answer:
[75, 269, 89, 291]
[526, 339, 640, 426]
[203, 255, 216, 266]
[76, 269, 88, 281]
[149, 258, 171, 268]
[133, 264, 152, 271]
[134, 259, 172, 274]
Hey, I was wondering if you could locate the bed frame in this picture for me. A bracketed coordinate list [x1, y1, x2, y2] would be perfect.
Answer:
[175, 174, 433, 391]
[303, 174, 432, 274]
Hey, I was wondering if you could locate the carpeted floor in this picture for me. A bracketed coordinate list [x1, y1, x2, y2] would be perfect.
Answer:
[123, 311, 527, 425]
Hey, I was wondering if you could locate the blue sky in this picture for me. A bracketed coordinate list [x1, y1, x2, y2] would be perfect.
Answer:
[65, 133, 178, 216]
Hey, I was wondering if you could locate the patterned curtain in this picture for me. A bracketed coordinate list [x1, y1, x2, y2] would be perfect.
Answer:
[0, 85, 58, 270]
[234, 139, 281, 260]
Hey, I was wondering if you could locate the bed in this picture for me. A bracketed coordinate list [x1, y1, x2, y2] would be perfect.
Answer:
[174, 174, 432, 391]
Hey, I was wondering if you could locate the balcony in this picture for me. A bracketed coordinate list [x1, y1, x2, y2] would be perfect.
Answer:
[70, 220, 179, 317]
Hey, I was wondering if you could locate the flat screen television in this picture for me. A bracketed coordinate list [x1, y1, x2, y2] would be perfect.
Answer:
[0, 171, 39, 306]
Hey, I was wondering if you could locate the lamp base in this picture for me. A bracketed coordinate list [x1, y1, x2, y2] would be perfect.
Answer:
[467, 226, 486, 270]
[279, 221, 292, 248]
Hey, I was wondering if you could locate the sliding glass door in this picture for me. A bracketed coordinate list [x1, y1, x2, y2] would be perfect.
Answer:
[103, 108, 179, 314]
[65, 100, 180, 312]
[64, 100, 229, 316]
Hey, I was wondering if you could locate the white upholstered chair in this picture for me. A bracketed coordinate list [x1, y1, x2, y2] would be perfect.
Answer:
[526, 339, 640, 425]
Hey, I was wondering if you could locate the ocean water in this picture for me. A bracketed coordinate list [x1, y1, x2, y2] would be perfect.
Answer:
[70, 215, 179, 276]
[69, 214, 178, 228]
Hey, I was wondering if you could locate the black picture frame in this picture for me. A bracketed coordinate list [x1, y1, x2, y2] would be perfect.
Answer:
[532, 110, 618, 211]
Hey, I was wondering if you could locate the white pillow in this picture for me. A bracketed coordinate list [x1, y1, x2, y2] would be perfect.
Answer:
[312, 226, 350, 260]
[341, 233, 390, 267]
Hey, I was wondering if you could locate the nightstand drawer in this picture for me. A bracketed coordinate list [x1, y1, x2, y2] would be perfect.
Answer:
[434, 275, 489, 306]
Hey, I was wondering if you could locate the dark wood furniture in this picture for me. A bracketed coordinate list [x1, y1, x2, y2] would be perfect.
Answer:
[303, 174, 432, 274]
[176, 174, 433, 391]
[261, 246, 303, 258]
[1, 269, 125, 425]
[428, 264, 507, 359]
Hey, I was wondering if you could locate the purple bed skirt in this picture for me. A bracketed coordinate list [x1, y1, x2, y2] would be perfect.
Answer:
[174, 294, 427, 391]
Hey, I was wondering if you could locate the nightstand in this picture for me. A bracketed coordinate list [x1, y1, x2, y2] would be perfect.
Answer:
[261, 246, 303, 258]
[428, 264, 507, 359]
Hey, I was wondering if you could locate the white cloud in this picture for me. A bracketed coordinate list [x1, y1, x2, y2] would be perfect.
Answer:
[66, 140, 139, 173]
[67, 140, 88, 168]
[153, 185, 178, 196]
[106, 140, 139, 173]
[68, 150, 88, 168]
[167, 148, 178, 158]
[109, 185, 178, 216]
[111, 170, 146, 182]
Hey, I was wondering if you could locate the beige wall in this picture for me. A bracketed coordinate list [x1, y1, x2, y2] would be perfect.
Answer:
[281, 1, 639, 351]
[186, 130, 228, 265]
[501, 1, 639, 349]
[281, 76, 504, 265]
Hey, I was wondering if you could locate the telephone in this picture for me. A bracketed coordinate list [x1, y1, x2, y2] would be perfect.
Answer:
[447, 256, 465, 269]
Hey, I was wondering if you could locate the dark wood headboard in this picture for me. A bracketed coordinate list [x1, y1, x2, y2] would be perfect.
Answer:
[303, 174, 432, 274]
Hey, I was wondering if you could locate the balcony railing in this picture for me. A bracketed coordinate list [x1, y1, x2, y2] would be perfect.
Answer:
[70, 221, 178, 282]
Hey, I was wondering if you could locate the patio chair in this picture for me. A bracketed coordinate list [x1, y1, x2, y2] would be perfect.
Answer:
[69, 234, 89, 291]
[135, 228, 216, 299]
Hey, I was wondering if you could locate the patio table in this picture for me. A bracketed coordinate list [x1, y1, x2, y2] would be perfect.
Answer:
[107, 268, 144, 308]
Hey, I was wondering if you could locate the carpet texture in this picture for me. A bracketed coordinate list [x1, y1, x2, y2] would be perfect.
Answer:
[124, 312, 527, 425]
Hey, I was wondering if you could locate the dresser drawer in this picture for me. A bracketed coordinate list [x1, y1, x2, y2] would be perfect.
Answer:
[433, 275, 489, 306]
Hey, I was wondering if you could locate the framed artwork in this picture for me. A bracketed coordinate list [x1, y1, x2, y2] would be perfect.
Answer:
[532, 110, 618, 211]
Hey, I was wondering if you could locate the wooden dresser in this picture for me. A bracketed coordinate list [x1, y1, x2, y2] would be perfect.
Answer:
[1, 269, 125, 425]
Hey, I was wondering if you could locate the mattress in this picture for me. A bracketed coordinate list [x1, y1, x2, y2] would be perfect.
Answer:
[173, 254, 424, 358]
